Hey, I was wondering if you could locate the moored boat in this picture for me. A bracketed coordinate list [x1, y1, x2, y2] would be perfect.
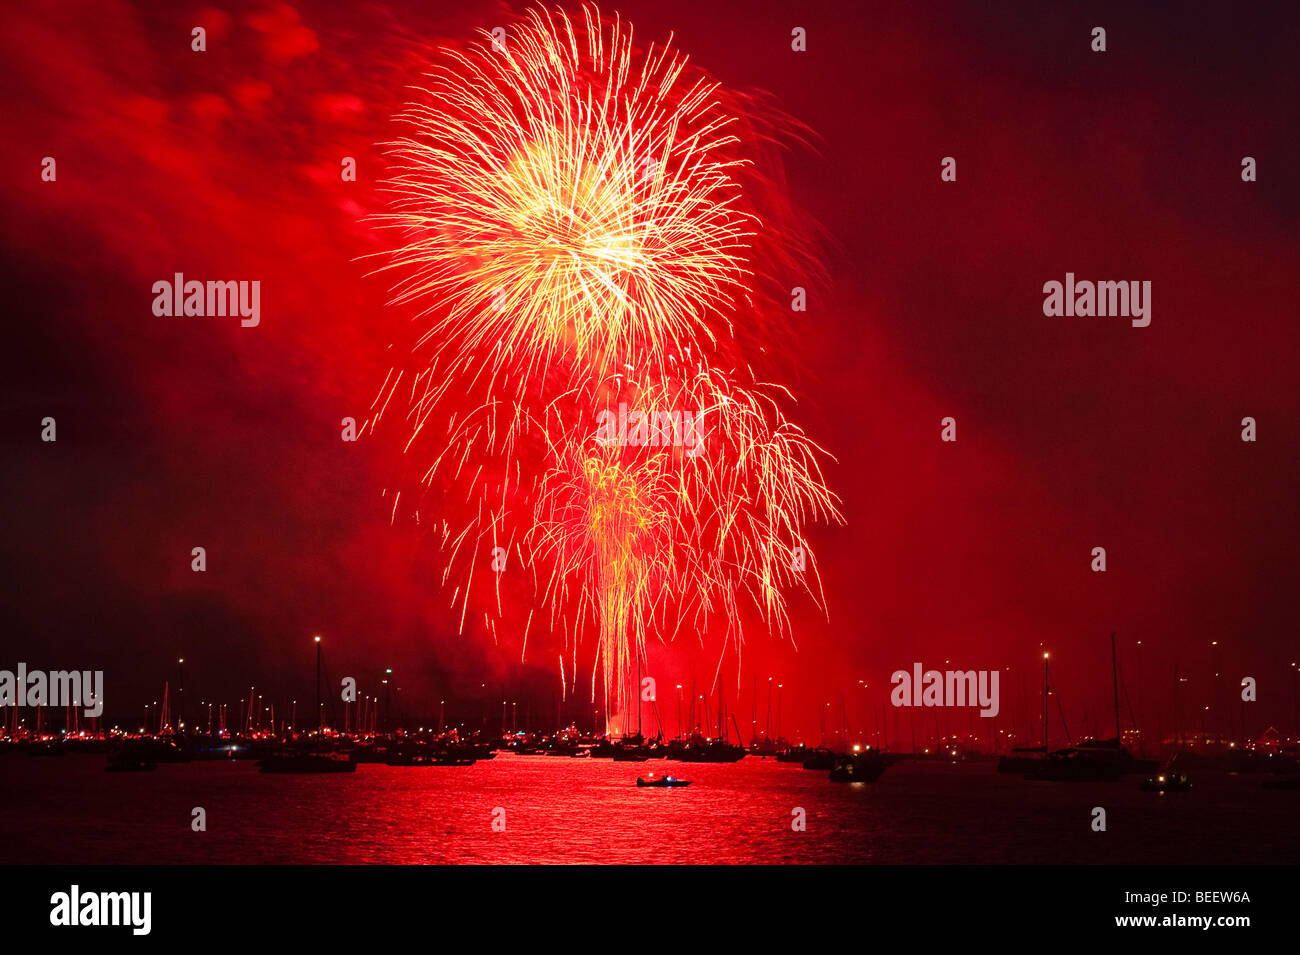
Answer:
[1075, 738, 1159, 775]
[800, 747, 836, 771]
[997, 746, 1047, 773]
[258, 750, 356, 773]
[1141, 772, 1192, 792]
[829, 750, 890, 783]
[105, 744, 158, 772]
[1026, 747, 1122, 782]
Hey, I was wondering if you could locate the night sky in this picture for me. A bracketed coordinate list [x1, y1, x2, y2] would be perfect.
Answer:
[2, 0, 1297, 740]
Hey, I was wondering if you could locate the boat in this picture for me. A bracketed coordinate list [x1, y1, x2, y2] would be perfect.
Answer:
[110, 738, 191, 763]
[670, 691, 749, 762]
[800, 747, 837, 771]
[612, 749, 650, 762]
[637, 775, 691, 788]
[829, 750, 890, 783]
[439, 754, 478, 766]
[105, 744, 158, 772]
[775, 744, 812, 763]
[1026, 747, 1122, 782]
[383, 741, 477, 766]
[588, 739, 616, 759]
[385, 751, 475, 766]
[255, 640, 357, 773]
[1075, 738, 1159, 775]
[673, 739, 747, 763]
[1261, 775, 1300, 790]
[997, 746, 1047, 773]
[1141, 772, 1192, 792]
[1075, 635, 1157, 775]
[350, 743, 388, 763]
[258, 750, 356, 774]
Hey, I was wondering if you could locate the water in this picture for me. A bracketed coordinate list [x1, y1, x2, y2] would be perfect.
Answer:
[3, 753, 1296, 864]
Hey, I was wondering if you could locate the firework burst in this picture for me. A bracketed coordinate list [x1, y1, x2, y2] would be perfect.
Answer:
[371, 4, 756, 403]
[369, 4, 841, 722]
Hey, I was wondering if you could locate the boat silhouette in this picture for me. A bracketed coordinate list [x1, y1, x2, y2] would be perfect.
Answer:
[258, 749, 356, 773]
[1141, 772, 1191, 792]
[829, 750, 891, 782]
[637, 774, 691, 788]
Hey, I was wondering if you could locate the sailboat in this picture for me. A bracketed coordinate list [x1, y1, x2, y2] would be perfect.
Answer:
[998, 652, 1051, 774]
[1027, 634, 1154, 781]
[672, 691, 746, 762]
[258, 637, 356, 774]
[1074, 634, 1158, 774]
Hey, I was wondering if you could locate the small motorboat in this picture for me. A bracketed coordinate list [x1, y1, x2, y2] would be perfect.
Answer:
[637, 775, 691, 788]
[1141, 772, 1191, 792]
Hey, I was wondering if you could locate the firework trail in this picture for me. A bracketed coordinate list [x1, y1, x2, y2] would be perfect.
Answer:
[529, 367, 840, 716]
[369, 4, 841, 723]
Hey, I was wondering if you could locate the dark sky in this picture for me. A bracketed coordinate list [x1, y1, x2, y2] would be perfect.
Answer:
[2, 0, 1297, 741]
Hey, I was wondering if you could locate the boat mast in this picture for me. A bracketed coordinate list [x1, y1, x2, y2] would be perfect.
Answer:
[1173, 659, 1180, 747]
[689, 678, 697, 737]
[717, 686, 724, 742]
[1111, 632, 1121, 743]
[314, 636, 322, 734]
[1042, 652, 1050, 752]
